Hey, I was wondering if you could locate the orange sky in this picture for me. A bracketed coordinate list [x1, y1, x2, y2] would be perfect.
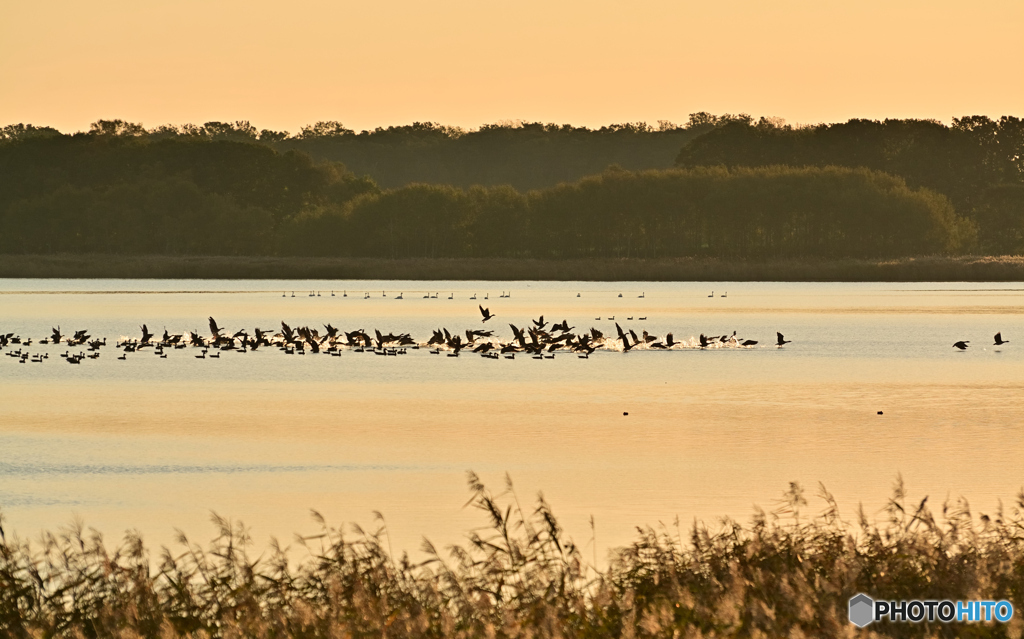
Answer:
[2, 0, 1022, 134]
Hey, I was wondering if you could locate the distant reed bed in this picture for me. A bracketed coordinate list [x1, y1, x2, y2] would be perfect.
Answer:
[2, 254, 1024, 281]
[3, 474, 1024, 638]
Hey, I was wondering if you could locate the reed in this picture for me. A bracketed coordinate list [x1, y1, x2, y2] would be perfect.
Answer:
[2, 474, 1023, 638]
[2, 254, 1024, 281]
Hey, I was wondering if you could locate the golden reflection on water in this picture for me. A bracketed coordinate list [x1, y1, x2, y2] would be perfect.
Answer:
[3, 377, 1023, 559]
[1, 280, 1023, 559]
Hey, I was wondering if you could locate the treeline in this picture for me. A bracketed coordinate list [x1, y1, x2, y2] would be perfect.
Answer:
[0, 134, 376, 255]
[0, 132, 973, 259]
[307, 166, 971, 259]
[1, 117, 710, 191]
[675, 116, 1024, 253]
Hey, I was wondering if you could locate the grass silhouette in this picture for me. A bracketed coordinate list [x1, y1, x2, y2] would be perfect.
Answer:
[1, 473, 1022, 637]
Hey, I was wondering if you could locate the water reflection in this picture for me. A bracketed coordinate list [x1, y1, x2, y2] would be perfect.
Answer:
[0, 280, 1022, 559]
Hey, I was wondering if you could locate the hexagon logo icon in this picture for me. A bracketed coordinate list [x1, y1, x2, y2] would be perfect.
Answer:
[849, 594, 874, 627]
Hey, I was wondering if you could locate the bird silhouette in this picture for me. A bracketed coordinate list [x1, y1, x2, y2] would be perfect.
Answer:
[994, 332, 1009, 345]
[776, 332, 791, 346]
[953, 341, 969, 350]
[479, 305, 495, 322]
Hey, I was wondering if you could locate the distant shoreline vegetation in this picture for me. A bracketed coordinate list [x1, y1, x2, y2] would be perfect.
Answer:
[2, 255, 1024, 282]
[1, 114, 1021, 267]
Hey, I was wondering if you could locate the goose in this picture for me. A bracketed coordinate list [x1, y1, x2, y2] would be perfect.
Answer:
[776, 332, 792, 346]
[638, 292, 645, 298]
[721, 292, 727, 297]
[479, 305, 495, 322]
[208, 317, 223, 340]
[994, 332, 1009, 345]
[952, 341, 969, 350]
[708, 291, 714, 298]
[615, 323, 635, 351]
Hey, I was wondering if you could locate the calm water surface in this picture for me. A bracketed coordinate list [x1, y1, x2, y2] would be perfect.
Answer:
[1, 280, 1022, 559]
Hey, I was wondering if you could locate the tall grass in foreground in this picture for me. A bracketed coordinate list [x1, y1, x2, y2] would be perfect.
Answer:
[3, 474, 1024, 638]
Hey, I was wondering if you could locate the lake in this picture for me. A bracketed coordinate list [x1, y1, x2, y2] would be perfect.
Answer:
[1, 279, 1022, 561]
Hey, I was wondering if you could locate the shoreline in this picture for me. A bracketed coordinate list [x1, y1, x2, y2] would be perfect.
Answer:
[1, 253, 1023, 281]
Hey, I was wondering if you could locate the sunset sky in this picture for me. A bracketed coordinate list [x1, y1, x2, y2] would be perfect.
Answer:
[2, 0, 1021, 133]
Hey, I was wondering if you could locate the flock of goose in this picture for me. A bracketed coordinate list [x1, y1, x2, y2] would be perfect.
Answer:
[0, 306, 792, 365]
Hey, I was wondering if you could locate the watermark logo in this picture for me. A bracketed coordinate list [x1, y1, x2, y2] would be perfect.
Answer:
[849, 594, 874, 628]
[849, 594, 1013, 627]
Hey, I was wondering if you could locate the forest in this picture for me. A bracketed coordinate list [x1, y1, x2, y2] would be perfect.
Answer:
[0, 113, 1020, 259]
